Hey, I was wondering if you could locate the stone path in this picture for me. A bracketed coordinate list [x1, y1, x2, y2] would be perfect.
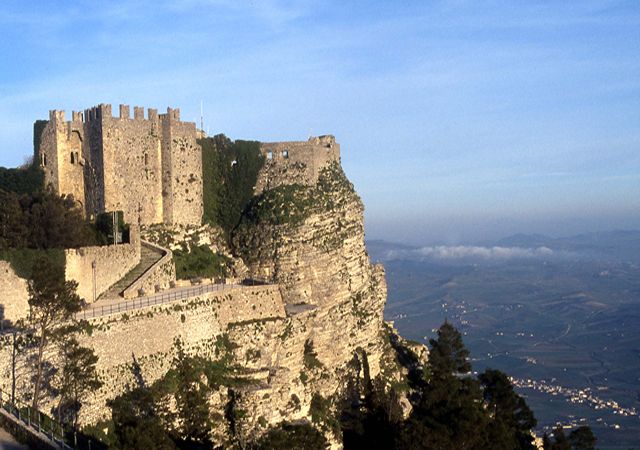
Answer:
[76, 281, 245, 320]
[0, 427, 28, 449]
[99, 243, 164, 300]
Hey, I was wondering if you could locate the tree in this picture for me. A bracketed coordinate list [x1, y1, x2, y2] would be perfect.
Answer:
[399, 321, 489, 450]
[109, 387, 175, 450]
[340, 351, 403, 450]
[169, 339, 213, 448]
[54, 334, 102, 427]
[549, 426, 571, 450]
[479, 369, 537, 449]
[27, 256, 83, 410]
[569, 426, 596, 450]
[257, 422, 328, 450]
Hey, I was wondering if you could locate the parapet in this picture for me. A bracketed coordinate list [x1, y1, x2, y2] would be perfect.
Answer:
[49, 110, 65, 122]
[119, 104, 130, 119]
[46, 104, 190, 125]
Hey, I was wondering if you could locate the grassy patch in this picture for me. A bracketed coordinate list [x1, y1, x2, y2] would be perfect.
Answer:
[173, 245, 231, 280]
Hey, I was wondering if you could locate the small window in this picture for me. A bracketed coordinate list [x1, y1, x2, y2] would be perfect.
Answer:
[281, 150, 289, 159]
[231, 160, 237, 167]
[144, 153, 149, 166]
[41, 154, 47, 167]
[267, 151, 273, 160]
[75, 151, 79, 163]
[70, 152, 75, 164]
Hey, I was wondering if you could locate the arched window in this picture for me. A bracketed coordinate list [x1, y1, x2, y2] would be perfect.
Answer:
[282, 150, 289, 159]
[267, 151, 273, 160]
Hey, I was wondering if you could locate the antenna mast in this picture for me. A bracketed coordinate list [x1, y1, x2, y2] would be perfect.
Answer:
[200, 100, 204, 132]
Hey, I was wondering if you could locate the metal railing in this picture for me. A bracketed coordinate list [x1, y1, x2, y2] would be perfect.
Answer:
[0, 387, 82, 449]
[76, 279, 272, 321]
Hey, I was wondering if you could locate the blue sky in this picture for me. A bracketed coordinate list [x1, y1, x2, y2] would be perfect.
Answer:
[1, 0, 639, 244]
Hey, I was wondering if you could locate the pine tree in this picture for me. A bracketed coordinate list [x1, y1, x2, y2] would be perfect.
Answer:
[569, 426, 596, 450]
[399, 321, 489, 450]
[54, 334, 102, 428]
[479, 369, 537, 449]
[27, 257, 83, 410]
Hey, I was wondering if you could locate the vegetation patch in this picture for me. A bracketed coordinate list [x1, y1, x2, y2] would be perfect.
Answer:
[173, 244, 231, 280]
[199, 135, 264, 241]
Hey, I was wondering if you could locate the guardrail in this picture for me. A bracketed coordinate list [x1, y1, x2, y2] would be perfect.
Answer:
[0, 387, 97, 449]
[75, 279, 272, 321]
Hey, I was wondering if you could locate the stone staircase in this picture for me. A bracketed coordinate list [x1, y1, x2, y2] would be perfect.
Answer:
[99, 243, 164, 300]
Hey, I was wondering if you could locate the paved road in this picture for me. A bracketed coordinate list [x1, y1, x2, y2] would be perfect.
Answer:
[0, 427, 28, 450]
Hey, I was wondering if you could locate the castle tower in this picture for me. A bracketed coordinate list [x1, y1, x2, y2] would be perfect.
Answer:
[36, 104, 203, 227]
[38, 110, 86, 210]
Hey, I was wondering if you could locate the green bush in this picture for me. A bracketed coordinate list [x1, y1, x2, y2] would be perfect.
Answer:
[0, 164, 44, 195]
[199, 135, 264, 240]
[173, 245, 231, 280]
[0, 248, 65, 279]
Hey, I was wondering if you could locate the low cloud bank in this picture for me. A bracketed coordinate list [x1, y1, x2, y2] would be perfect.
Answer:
[382, 245, 555, 262]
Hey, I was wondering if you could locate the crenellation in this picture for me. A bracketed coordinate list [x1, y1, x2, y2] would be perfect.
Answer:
[72, 111, 83, 122]
[148, 108, 158, 121]
[134, 105, 144, 120]
[49, 109, 65, 122]
[98, 103, 112, 118]
[119, 104, 130, 119]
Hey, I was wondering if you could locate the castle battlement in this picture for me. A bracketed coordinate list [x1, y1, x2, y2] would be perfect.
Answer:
[48, 104, 189, 125]
[37, 103, 203, 227]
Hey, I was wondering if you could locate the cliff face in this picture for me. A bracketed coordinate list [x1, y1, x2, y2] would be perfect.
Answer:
[0, 139, 409, 447]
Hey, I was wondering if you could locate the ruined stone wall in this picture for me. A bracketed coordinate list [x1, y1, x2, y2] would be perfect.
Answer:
[76, 284, 285, 423]
[256, 135, 340, 194]
[65, 238, 141, 304]
[0, 261, 29, 326]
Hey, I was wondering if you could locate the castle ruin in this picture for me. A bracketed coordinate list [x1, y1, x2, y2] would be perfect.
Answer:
[37, 104, 203, 226]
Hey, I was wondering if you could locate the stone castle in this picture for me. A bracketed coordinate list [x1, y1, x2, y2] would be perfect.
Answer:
[37, 103, 342, 227]
[37, 104, 203, 226]
[0, 103, 416, 448]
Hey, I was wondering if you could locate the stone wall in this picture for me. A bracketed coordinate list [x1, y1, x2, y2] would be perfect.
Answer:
[256, 135, 340, 194]
[75, 284, 285, 423]
[101, 107, 164, 225]
[160, 110, 204, 226]
[0, 261, 29, 326]
[65, 238, 141, 304]
[39, 111, 85, 209]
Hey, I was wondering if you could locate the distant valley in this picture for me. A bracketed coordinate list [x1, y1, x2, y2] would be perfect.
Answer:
[371, 231, 640, 448]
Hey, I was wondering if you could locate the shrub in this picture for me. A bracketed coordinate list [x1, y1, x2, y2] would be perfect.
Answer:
[173, 245, 231, 280]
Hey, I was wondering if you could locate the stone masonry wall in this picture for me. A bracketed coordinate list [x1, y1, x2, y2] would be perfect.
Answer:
[256, 135, 340, 194]
[0, 261, 29, 326]
[101, 107, 164, 225]
[160, 110, 204, 226]
[65, 239, 141, 304]
[75, 284, 285, 424]
[39, 111, 85, 208]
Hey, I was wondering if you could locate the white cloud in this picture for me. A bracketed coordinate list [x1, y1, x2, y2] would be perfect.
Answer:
[383, 245, 554, 261]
